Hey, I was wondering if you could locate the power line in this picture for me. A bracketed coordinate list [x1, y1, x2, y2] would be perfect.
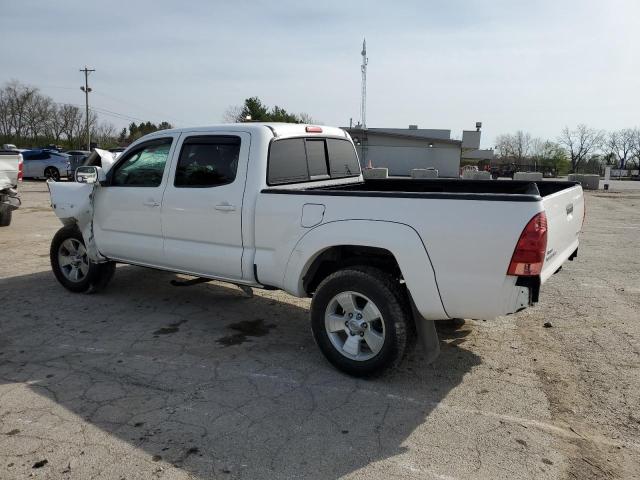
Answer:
[16, 80, 184, 126]
[55, 102, 169, 124]
[89, 106, 149, 123]
[92, 91, 185, 126]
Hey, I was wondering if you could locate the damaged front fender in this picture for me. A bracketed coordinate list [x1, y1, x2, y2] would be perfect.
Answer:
[48, 180, 106, 263]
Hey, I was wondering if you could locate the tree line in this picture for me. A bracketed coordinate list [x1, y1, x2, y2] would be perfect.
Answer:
[223, 96, 314, 124]
[0, 80, 172, 150]
[495, 125, 640, 174]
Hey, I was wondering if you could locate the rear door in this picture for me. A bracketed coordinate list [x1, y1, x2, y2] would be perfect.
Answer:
[160, 132, 250, 280]
[540, 185, 584, 282]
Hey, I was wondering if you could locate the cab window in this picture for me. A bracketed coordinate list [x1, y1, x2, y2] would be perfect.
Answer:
[111, 139, 172, 187]
[174, 136, 241, 187]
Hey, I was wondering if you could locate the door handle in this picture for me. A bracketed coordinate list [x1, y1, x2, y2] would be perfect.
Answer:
[143, 201, 160, 207]
[215, 203, 236, 212]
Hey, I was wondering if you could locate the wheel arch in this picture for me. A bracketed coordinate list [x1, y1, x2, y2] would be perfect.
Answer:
[282, 219, 448, 320]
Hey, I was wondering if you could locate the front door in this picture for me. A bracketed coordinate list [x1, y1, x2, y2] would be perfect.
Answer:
[161, 132, 249, 280]
[93, 136, 177, 266]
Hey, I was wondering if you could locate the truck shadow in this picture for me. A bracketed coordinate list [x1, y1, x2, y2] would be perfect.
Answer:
[0, 265, 480, 479]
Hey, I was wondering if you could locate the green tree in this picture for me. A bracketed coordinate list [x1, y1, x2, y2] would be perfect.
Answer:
[224, 97, 312, 124]
[117, 128, 127, 144]
[241, 97, 270, 121]
[539, 142, 570, 176]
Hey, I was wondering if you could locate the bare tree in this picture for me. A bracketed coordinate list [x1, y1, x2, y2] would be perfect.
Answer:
[60, 104, 84, 147]
[46, 104, 67, 143]
[298, 112, 315, 124]
[558, 125, 604, 172]
[608, 128, 636, 169]
[222, 105, 243, 123]
[0, 88, 10, 137]
[93, 121, 117, 147]
[495, 130, 532, 164]
[72, 109, 98, 148]
[630, 129, 640, 172]
[1, 80, 39, 140]
[24, 94, 53, 142]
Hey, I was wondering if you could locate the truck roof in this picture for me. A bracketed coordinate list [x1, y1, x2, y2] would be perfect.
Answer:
[148, 123, 349, 139]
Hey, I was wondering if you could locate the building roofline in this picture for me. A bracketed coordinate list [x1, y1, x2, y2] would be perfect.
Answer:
[343, 128, 461, 145]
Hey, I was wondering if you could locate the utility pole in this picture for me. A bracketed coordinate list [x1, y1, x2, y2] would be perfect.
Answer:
[79, 66, 95, 150]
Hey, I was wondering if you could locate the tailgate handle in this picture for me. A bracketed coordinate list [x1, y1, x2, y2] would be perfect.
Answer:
[566, 203, 574, 215]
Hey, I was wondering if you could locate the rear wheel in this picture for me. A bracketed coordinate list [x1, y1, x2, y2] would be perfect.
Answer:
[311, 266, 414, 377]
[50, 225, 115, 293]
[44, 167, 60, 181]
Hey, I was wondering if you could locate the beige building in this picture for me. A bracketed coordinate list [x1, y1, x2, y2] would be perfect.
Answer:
[345, 125, 493, 178]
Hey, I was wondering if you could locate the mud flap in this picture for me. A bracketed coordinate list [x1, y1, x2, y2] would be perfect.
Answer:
[410, 297, 441, 364]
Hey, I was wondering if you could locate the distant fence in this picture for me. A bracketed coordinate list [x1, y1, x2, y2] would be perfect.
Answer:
[610, 169, 640, 178]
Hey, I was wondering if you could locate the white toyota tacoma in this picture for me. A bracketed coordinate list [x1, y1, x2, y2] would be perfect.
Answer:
[47, 123, 584, 376]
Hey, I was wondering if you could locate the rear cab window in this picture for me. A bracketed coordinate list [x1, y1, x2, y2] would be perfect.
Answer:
[267, 137, 359, 186]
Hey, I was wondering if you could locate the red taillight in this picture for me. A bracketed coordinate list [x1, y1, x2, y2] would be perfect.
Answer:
[18, 156, 23, 182]
[305, 126, 322, 133]
[507, 212, 548, 276]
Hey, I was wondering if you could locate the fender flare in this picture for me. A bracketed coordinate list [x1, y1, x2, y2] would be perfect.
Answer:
[282, 219, 449, 320]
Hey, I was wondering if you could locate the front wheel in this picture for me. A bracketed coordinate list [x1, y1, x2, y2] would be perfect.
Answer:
[50, 225, 115, 293]
[310, 266, 414, 377]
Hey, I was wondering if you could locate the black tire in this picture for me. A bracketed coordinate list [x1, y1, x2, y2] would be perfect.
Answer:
[0, 204, 12, 227]
[50, 225, 116, 293]
[44, 167, 60, 181]
[311, 266, 414, 377]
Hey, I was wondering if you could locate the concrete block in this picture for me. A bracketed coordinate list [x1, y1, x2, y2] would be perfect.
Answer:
[362, 168, 388, 179]
[568, 174, 600, 190]
[411, 168, 438, 179]
[462, 170, 491, 180]
[579, 174, 600, 190]
[513, 172, 543, 181]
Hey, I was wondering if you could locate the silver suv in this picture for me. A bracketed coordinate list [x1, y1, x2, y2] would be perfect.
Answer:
[21, 150, 71, 181]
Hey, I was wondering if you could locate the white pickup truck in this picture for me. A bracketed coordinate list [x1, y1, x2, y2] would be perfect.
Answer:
[0, 149, 23, 226]
[47, 123, 584, 376]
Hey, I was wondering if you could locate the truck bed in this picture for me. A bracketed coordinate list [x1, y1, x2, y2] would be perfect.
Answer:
[265, 178, 578, 201]
[259, 176, 583, 319]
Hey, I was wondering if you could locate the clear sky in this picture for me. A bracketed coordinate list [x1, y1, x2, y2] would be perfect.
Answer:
[1, 0, 638, 146]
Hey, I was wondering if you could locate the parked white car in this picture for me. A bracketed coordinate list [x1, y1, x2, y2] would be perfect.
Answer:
[22, 149, 71, 181]
[47, 123, 585, 376]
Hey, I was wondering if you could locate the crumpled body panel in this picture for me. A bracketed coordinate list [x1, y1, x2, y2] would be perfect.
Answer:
[48, 180, 105, 261]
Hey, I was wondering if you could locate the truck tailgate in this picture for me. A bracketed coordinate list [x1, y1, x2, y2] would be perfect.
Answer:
[0, 154, 20, 189]
[540, 184, 584, 283]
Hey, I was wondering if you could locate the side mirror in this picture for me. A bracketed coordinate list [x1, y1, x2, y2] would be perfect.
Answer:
[75, 166, 106, 184]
